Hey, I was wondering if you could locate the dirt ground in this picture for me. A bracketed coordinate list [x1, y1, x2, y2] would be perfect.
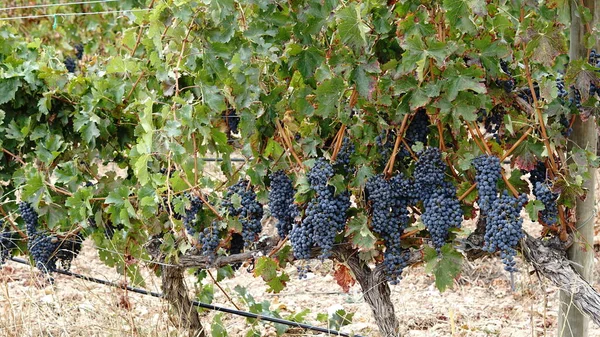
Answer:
[1, 172, 599, 337]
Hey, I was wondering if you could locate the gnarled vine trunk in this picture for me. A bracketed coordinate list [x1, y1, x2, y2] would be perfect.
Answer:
[161, 265, 206, 337]
[335, 246, 401, 337]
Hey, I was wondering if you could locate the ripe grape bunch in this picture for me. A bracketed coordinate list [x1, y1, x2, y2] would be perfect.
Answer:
[414, 148, 463, 252]
[0, 220, 15, 266]
[19, 202, 60, 273]
[290, 159, 350, 265]
[534, 182, 559, 226]
[527, 160, 547, 188]
[333, 137, 355, 174]
[222, 180, 264, 245]
[222, 108, 240, 138]
[183, 193, 204, 236]
[496, 60, 515, 92]
[400, 109, 430, 157]
[54, 234, 84, 270]
[366, 174, 412, 283]
[484, 192, 528, 273]
[64, 57, 76, 73]
[473, 155, 501, 214]
[198, 221, 221, 262]
[268, 170, 298, 238]
[74, 43, 84, 60]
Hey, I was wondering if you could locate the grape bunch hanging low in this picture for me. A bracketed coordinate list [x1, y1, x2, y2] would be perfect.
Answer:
[484, 192, 528, 273]
[64, 57, 77, 73]
[414, 148, 463, 252]
[20, 202, 60, 273]
[366, 174, 412, 283]
[290, 159, 350, 267]
[222, 180, 264, 246]
[198, 221, 221, 262]
[473, 155, 501, 214]
[534, 182, 559, 226]
[0, 220, 15, 266]
[19, 202, 83, 274]
[268, 170, 298, 238]
[183, 193, 204, 236]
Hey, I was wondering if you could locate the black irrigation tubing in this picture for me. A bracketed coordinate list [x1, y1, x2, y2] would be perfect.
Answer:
[200, 157, 247, 162]
[8, 257, 362, 337]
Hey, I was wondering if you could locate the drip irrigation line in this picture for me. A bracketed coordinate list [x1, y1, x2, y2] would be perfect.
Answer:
[200, 157, 247, 162]
[0, 0, 119, 11]
[0, 9, 148, 21]
[8, 257, 362, 337]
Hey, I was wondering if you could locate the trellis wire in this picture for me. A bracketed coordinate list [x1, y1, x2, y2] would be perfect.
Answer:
[0, 0, 119, 11]
[8, 257, 362, 337]
[0, 9, 149, 21]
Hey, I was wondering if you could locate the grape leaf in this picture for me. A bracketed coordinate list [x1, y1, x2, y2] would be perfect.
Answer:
[333, 263, 356, 293]
[337, 4, 370, 51]
[424, 244, 463, 292]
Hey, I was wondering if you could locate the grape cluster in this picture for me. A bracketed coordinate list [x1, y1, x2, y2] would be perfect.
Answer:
[64, 57, 76, 73]
[496, 60, 515, 92]
[414, 147, 446, 192]
[484, 191, 528, 272]
[473, 155, 501, 214]
[414, 148, 463, 251]
[556, 78, 568, 100]
[527, 161, 547, 188]
[290, 159, 350, 265]
[54, 234, 84, 270]
[28, 234, 60, 273]
[228, 233, 244, 270]
[517, 85, 540, 105]
[198, 221, 220, 262]
[268, 170, 298, 238]
[366, 174, 412, 283]
[559, 114, 572, 137]
[383, 246, 410, 285]
[20, 202, 82, 273]
[366, 174, 411, 242]
[483, 105, 505, 140]
[222, 108, 240, 137]
[222, 180, 264, 245]
[333, 137, 355, 174]
[19, 202, 39, 234]
[534, 182, 559, 226]
[183, 194, 204, 236]
[570, 87, 582, 109]
[0, 220, 15, 266]
[74, 43, 84, 60]
[400, 109, 430, 157]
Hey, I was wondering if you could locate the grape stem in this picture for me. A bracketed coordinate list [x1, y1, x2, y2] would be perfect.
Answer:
[522, 55, 559, 175]
[207, 270, 241, 310]
[0, 205, 27, 239]
[384, 113, 410, 176]
[276, 120, 304, 170]
[330, 124, 347, 162]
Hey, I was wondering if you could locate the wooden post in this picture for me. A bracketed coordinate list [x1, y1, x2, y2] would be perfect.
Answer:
[559, 1, 598, 336]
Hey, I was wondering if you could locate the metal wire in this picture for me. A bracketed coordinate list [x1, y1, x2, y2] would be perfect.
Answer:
[8, 257, 362, 337]
[0, 0, 119, 11]
[0, 9, 149, 20]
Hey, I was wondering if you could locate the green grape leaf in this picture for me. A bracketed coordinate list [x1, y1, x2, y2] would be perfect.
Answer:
[424, 244, 463, 292]
[337, 4, 370, 51]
